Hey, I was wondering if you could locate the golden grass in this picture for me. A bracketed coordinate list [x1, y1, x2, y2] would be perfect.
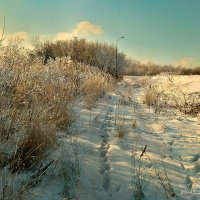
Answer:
[132, 119, 137, 128]
[142, 85, 160, 107]
[0, 41, 112, 171]
[82, 73, 113, 108]
[197, 113, 200, 124]
[116, 125, 126, 139]
[142, 76, 200, 116]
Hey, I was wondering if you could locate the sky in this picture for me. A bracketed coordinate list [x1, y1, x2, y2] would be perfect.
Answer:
[0, 0, 200, 67]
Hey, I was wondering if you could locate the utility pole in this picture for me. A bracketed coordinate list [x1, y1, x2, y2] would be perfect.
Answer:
[115, 36, 124, 79]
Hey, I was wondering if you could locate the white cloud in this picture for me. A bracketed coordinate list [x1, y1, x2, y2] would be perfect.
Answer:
[173, 57, 194, 67]
[56, 21, 103, 41]
[0, 28, 29, 41]
[0, 28, 6, 41]
[76, 21, 103, 35]
[7, 31, 29, 41]
[0, 21, 103, 48]
[56, 32, 72, 41]
[140, 60, 151, 65]
[0, 28, 34, 49]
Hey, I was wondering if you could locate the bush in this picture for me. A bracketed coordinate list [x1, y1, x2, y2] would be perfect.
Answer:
[142, 76, 200, 116]
[82, 71, 113, 108]
[32, 37, 129, 77]
[0, 39, 112, 171]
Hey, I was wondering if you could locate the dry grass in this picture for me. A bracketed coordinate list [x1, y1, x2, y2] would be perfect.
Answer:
[0, 57, 73, 170]
[142, 76, 200, 116]
[132, 119, 137, 129]
[137, 76, 151, 88]
[82, 72, 113, 108]
[197, 113, 200, 124]
[0, 39, 112, 199]
[0, 39, 111, 172]
[144, 152, 176, 199]
[116, 125, 126, 139]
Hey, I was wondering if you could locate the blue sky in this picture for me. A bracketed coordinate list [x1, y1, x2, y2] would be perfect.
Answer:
[0, 0, 200, 66]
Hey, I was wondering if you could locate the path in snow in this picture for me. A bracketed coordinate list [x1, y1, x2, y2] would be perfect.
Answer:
[74, 76, 200, 200]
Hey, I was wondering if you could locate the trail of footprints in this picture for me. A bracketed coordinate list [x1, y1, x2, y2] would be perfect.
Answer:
[99, 106, 113, 194]
[134, 87, 200, 195]
[98, 87, 136, 198]
[96, 82, 200, 199]
[170, 133, 200, 191]
[98, 93, 127, 197]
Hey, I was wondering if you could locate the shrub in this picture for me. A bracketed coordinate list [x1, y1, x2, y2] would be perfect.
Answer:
[0, 40, 112, 171]
[32, 38, 129, 77]
[116, 125, 126, 139]
[82, 72, 113, 108]
[142, 76, 200, 116]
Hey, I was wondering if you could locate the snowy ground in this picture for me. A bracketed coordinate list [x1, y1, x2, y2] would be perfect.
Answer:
[2, 75, 199, 200]
[76, 77, 200, 200]
[64, 75, 199, 200]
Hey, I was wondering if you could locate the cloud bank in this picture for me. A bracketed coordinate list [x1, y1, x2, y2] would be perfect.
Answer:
[174, 57, 194, 67]
[56, 21, 103, 41]
[0, 21, 103, 47]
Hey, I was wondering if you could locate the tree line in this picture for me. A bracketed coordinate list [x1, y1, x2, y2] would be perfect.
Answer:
[31, 37, 200, 76]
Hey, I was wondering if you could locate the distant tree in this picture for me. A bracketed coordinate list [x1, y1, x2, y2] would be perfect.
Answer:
[31, 37, 129, 76]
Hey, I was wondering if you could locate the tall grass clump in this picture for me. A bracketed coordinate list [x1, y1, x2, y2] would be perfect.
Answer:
[0, 38, 112, 172]
[142, 76, 200, 116]
[0, 40, 72, 170]
[82, 70, 113, 108]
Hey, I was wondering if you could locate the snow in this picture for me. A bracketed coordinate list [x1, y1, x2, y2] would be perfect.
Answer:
[65, 75, 199, 200]
[152, 75, 200, 94]
[1, 75, 200, 200]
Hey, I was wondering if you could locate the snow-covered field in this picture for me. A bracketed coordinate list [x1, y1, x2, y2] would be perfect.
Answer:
[71, 75, 200, 200]
[152, 75, 200, 94]
[1, 75, 200, 200]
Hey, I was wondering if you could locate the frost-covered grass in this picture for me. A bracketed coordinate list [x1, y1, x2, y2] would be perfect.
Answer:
[141, 75, 200, 116]
[0, 39, 113, 199]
